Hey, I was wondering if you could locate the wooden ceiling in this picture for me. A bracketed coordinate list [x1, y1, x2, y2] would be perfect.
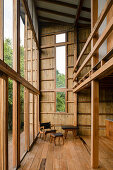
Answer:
[35, 0, 91, 26]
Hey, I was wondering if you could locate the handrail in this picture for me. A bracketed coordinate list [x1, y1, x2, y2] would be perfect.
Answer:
[73, 48, 113, 90]
[73, 16, 113, 81]
[0, 59, 40, 95]
[73, 0, 113, 73]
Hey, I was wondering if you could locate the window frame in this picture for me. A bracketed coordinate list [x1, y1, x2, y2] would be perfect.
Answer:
[55, 33, 67, 113]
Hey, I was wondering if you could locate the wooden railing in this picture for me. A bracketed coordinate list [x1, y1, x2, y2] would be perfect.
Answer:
[73, 0, 113, 92]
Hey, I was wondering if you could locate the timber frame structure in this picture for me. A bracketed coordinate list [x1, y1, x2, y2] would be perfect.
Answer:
[0, 0, 113, 169]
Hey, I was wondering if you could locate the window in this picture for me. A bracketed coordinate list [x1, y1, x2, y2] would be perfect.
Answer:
[56, 46, 66, 88]
[56, 92, 65, 112]
[56, 33, 66, 43]
[56, 33, 66, 112]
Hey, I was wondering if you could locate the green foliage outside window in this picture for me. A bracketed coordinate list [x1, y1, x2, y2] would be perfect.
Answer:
[56, 70, 65, 112]
[56, 92, 65, 112]
[4, 38, 24, 130]
[56, 70, 65, 88]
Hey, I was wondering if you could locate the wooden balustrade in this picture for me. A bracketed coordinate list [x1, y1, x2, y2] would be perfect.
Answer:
[73, 0, 113, 92]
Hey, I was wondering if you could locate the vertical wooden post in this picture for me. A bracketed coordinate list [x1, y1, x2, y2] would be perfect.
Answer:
[91, 0, 99, 168]
[74, 28, 78, 126]
[35, 95, 39, 136]
[33, 95, 35, 140]
[65, 32, 68, 113]
[25, 88, 30, 151]
[0, 77, 8, 170]
[13, 0, 20, 168]
[0, 1, 8, 169]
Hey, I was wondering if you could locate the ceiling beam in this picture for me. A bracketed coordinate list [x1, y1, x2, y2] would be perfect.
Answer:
[79, 16, 91, 22]
[37, 0, 91, 12]
[37, 7, 75, 18]
[38, 16, 74, 25]
[74, 0, 84, 26]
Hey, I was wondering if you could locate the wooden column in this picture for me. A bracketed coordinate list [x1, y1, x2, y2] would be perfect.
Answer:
[35, 95, 39, 136]
[0, 77, 8, 170]
[13, 0, 20, 168]
[91, 0, 99, 168]
[74, 28, 78, 126]
[25, 88, 30, 151]
[0, 1, 8, 169]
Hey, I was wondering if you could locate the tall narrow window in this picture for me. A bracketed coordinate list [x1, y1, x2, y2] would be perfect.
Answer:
[56, 33, 66, 112]
[56, 46, 66, 88]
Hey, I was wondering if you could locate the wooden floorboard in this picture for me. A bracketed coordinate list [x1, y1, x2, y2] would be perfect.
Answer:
[18, 135, 113, 170]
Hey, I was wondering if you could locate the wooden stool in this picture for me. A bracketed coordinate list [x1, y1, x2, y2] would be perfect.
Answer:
[50, 133, 64, 145]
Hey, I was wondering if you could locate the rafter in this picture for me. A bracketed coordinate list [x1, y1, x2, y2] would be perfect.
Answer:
[39, 16, 73, 25]
[74, 0, 84, 26]
[37, 7, 75, 18]
[37, 0, 91, 12]
[37, 7, 91, 23]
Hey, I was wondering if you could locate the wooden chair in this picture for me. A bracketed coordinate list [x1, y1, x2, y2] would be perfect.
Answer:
[39, 122, 56, 140]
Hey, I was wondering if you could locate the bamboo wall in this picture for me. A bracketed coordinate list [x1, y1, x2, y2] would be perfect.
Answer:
[39, 24, 75, 132]
[77, 27, 113, 136]
[39, 23, 113, 136]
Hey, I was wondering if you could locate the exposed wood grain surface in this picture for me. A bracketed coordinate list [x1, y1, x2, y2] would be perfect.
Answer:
[18, 136, 113, 170]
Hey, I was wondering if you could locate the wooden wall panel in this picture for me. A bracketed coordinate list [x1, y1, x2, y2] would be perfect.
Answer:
[41, 70, 55, 80]
[41, 48, 55, 58]
[40, 25, 75, 131]
[41, 92, 54, 101]
[41, 58, 55, 69]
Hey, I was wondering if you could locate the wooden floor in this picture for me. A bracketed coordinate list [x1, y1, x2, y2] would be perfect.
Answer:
[18, 135, 113, 170]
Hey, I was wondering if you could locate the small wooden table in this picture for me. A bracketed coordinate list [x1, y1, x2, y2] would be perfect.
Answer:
[61, 125, 78, 139]
[50, 133, 64, 145]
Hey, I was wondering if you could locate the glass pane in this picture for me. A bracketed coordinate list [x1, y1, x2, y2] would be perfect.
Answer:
[56, 33, 65, 43]
[4, 0, 13, 68]
[56, 92, 65, 112]
[56, 46, 66, 88]
[20, 85, 25, 160]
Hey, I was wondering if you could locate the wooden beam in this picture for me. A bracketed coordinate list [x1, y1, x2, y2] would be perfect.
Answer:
[73, 0, 113, 72]
[91, 80, 99, 168]
[35, 95, 39, 137]
[13, 0, 20, 168]
[0, 0, 3, 61]
[73, 15, 113, 81]
[79, 16, 91, 23]
[38, 0, 91, 12]
[37, 8, 91, 22]
[25, 88, 30, 151]
[22, 0, 39, 49]
[74, 0, 84, 26]
[74, 29, 78, 126]
[37, 7, 75, 18]
[0, 59, 40, 95]
[0, 1, 8, 170]
[91, 0, 99, 168]
[39, 16, 74, 25]
[0, 77, 8, 170]
[73, 52, 113, 93]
